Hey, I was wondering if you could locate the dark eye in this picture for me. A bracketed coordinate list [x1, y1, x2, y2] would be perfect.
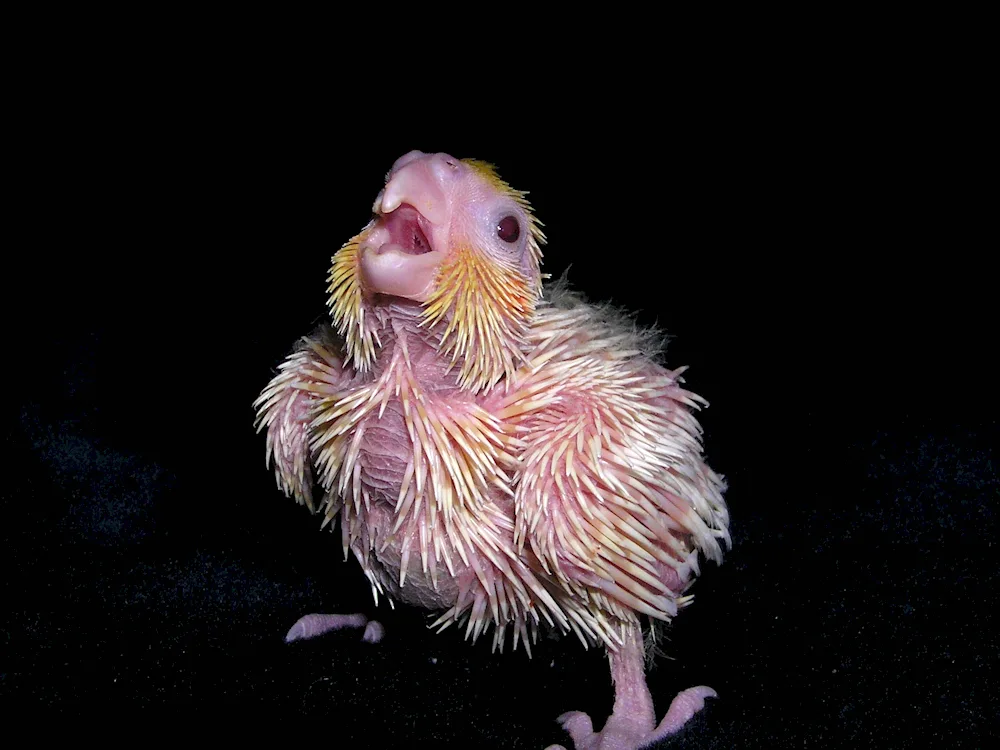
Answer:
[496, 215, 520, 243]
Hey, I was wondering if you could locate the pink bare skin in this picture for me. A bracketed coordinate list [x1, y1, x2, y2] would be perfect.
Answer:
[284, 613, 384, 644]
[547, 630, 717, 750]
[256, 151, 728, 749]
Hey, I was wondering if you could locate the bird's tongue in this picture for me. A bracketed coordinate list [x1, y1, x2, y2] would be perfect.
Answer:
[381, 205, 433, 255]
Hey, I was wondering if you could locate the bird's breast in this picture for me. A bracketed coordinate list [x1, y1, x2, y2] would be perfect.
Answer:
[327, 382, 512, 611]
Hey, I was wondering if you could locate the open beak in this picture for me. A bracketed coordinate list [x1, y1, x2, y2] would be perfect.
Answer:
[359, 155, 451, 301]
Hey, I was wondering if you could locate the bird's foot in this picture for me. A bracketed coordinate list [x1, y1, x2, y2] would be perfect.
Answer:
[546, 686, 717, 750]
[284, 613, 385, 644]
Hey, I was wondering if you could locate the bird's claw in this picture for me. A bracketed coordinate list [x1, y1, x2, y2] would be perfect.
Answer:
[552, 686, 717, 750]
[284, 613, 384, 644]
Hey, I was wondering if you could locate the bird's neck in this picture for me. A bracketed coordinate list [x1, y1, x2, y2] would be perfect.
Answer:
[366, 299, 466, 394]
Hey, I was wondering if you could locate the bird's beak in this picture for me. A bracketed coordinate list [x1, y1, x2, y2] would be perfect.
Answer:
[377, 156, 449, 225]
[359, 154, 454, 301]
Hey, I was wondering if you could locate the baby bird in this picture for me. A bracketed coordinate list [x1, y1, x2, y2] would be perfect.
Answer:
[254, 151, 730, 749]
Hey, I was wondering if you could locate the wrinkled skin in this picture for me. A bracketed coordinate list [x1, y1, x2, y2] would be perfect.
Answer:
[256, 152, 728, 749]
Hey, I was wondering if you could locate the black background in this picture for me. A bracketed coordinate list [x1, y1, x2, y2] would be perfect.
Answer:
[4, 38, 996, 747]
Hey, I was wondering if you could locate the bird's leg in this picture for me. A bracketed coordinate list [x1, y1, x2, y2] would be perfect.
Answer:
[285, 613, 385, 644]
[548, 628, 716, 750]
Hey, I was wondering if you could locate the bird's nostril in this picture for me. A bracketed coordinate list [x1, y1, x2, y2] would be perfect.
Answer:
[435, 153, 460, 172]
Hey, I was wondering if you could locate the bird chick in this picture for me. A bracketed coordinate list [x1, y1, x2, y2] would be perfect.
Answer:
[254, 151, 730, 749]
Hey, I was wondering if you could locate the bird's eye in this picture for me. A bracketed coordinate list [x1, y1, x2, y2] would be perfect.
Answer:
[497, 215, 520, 243]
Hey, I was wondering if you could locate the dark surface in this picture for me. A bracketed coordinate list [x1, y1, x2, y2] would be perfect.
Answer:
[5, 77, 996, 746]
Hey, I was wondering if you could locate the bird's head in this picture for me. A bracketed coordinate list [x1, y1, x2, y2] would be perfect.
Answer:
[328, 151, 546, 392]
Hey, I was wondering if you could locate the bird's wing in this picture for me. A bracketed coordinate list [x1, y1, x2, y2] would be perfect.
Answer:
[253, 325, 349, 512]
[502, 301, 730, 633]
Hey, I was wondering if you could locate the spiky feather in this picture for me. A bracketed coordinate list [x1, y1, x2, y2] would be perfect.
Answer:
[504, 298, 729, 629]
[256, 292, 728, 654]
[419, 245, 538, 393]
[326, 234, 381, 372]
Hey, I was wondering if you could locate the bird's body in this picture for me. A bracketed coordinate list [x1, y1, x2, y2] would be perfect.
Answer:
[256, 152, 729, 749]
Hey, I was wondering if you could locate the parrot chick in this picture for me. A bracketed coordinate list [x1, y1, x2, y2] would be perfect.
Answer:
[254, 151, 730, 749]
